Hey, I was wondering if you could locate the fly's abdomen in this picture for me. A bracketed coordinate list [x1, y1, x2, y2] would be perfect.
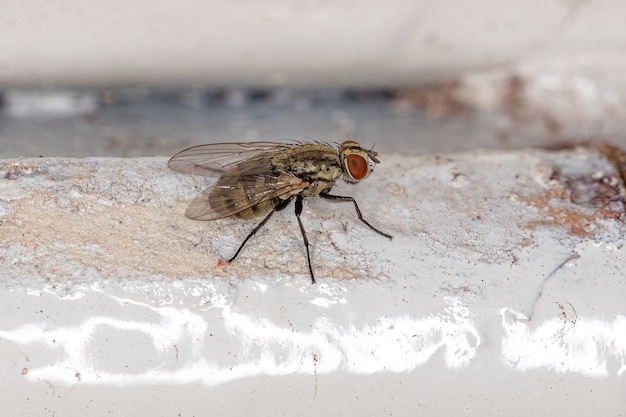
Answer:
[209, 175, 277, 220]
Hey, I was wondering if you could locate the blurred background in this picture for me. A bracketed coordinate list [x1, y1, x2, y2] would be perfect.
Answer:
[1, 0, 625, 158]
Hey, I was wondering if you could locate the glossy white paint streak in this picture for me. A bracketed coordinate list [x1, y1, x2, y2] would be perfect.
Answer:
[501, 309, 626, 377]
[0, 294, 480, 386]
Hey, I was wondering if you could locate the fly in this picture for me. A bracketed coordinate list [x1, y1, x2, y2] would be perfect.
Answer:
[168, 140, 392, 283]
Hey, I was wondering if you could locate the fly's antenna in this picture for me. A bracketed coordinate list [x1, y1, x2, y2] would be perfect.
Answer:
[367, 142, 381, 164]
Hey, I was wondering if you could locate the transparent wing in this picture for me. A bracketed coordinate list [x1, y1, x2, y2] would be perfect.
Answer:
[185, 172, 308, 220]
[168, 142, 293, 176]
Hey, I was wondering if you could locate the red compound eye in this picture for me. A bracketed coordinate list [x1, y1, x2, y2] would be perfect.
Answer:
[346, 154, 368, 180]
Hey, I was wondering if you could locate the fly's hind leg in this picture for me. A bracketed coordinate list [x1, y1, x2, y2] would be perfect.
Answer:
[294, 195, 316, 284]
[228, 198, 292, 263]
[320, 193, 392, 239]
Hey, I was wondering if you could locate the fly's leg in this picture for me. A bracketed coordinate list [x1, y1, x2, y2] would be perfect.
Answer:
[228, 198, 292, 263]
[295, 195, 316, 284]
[320, 193, 392, 239]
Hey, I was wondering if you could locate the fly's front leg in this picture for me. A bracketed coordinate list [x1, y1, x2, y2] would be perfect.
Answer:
[228, 198, 292, 263]
[294, 195, 316, 284]
[320, 193, 392, 239]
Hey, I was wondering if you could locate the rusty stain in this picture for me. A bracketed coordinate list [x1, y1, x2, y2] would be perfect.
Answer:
[523, 192, 596, 237]
[523, 144, 626, 236]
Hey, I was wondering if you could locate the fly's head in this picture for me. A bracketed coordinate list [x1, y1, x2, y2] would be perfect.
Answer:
[339, 140, 381, 183]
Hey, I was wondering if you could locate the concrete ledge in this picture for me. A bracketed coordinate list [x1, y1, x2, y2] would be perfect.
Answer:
[0, 147, 625, 415]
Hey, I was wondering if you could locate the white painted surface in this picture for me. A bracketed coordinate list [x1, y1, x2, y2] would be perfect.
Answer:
[1, 0, 626, 87]
[0, 147, 624, 415]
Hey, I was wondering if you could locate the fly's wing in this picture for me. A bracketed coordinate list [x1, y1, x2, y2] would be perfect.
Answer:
[170, 142, 308, 220]
[185, 170, 308, 220]
[168, 142, 292, 176]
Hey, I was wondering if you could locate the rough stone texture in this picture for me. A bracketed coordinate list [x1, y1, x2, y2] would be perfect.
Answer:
[0, 146, 625, 416]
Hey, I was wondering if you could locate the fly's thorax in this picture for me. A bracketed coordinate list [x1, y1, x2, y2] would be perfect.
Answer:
[339, 140, 380, 182]
[271, 143, 343, 186]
